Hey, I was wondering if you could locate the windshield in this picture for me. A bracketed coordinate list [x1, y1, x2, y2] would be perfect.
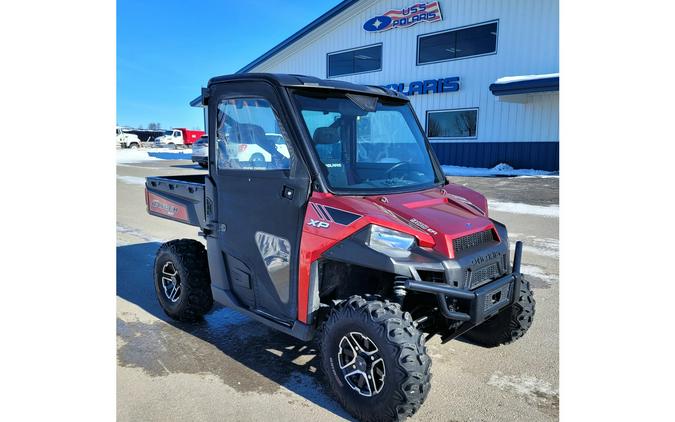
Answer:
[293, 91, 442, 193]
[163, 130, 173, 136]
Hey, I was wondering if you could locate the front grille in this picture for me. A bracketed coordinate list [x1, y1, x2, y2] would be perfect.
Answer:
[452, 229, 496, 255]
[467, 262, 501, 290]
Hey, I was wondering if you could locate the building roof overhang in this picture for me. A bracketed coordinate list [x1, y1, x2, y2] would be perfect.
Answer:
[489, 73, 559, 96]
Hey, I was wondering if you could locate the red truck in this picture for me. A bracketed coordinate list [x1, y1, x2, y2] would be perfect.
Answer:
[154, 127, 206, 148]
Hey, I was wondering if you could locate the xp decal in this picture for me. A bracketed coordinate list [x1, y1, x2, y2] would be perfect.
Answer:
[308, 219, 330, 229]
[363, 1, 442, 32]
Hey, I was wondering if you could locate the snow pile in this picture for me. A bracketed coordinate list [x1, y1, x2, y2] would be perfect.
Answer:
[117, 148, 194, 163]
[519, 264, 559, 284]
[488, 200, 559, 217]
[442, 163, 556, 177]
[117, 175, 147, 185]
[143, 147, 193, 154]
[116, 149, 162, 164]
[493, 72, 559, 85]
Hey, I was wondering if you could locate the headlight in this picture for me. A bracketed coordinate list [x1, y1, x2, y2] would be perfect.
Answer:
[367, 225, 416, 252]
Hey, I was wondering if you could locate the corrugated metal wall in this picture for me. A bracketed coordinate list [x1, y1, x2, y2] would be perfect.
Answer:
[252, 0, 559, 170]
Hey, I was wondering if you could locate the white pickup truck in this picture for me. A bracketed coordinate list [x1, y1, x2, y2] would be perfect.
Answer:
[116, 127, 141, 149]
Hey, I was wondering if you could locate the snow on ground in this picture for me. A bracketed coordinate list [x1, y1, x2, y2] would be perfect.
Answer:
[488, 371, 559, 406]
[116, 149, 162, 164]
[117, 175, 147, 186]
[493, 72, 559, 85]
[116, 148, 193, 164]
[520, 264, 559, 284]
[442, 163, 556, 177]
[488, 200, 559, 217]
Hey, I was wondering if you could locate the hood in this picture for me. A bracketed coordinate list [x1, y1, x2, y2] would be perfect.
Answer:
[307, 184, 496, 259]
[340, 186, 494, 259]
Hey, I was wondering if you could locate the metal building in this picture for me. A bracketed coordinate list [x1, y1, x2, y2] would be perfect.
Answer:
[198, 0, 559, 170]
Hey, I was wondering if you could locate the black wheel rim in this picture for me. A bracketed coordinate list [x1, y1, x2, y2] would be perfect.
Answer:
[337, 331, 386, 397]
[161, 261, 181, 303]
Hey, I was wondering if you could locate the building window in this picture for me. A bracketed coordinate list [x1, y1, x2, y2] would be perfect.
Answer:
[417, 21, 498, 65]
[426, 109, 478, 139]
[327, 44, 382, 77]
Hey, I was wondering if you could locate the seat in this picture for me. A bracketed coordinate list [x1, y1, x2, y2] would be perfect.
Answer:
[312, 127, 348, 187]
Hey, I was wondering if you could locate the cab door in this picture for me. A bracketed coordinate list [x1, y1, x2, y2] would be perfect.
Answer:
[207, 80, 311, 322]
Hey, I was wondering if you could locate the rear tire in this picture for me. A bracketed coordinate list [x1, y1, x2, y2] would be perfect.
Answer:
[320, 295, 431, 422]
[462, 278, 535, 347]
[154, 239, 213, 322]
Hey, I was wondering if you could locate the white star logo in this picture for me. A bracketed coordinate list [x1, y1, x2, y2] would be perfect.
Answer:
[373, 18, 382, 28]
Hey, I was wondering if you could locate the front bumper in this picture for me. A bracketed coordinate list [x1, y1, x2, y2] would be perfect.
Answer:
[404, 241, 523, 326]
[192, 156, 207, 163]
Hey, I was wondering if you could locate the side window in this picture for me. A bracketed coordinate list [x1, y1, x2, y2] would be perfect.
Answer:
[216, 98, 291, 170]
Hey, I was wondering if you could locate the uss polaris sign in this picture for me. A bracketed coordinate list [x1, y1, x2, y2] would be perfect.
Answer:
[363, 1, 442, 32]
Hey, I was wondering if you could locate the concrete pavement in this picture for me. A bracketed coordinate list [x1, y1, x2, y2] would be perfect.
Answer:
[117, 158, 559, 421]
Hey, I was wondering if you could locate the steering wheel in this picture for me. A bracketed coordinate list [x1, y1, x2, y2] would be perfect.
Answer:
[383, 161, 411, 179]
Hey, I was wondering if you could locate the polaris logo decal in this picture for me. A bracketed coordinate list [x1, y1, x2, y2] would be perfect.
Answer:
[363, 1, 442, 32]
[308, 219, 330, 229]
[471, 251, 501, 266]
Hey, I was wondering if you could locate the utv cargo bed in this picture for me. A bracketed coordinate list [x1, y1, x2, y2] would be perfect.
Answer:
[145, 175, 207, 228]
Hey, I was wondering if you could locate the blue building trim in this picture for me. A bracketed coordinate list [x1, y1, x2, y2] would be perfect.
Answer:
[431, 142, 559, 171]
[489, 76, 559, 96]
[237, 0, 361, 74]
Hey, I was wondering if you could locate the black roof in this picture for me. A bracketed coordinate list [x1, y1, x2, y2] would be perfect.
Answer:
[191, 73, 407, 107]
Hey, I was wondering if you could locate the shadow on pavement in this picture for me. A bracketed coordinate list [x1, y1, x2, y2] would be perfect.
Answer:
[116, 242, 353, 420]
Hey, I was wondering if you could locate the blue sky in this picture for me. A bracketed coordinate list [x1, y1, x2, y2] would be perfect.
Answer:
[117, 0, 343, 130]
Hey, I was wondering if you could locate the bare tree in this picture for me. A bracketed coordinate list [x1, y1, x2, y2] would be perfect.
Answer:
[454, 113, 476, 137]
[428, 118, 443, 138]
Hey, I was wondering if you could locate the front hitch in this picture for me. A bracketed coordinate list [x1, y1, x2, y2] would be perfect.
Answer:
[403, 241, 523, 324]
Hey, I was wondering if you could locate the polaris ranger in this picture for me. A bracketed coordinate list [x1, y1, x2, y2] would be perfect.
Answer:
[145, 74, 534, 422]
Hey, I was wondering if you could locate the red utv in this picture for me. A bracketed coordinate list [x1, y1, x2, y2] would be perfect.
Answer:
[145, 74, 534, 422]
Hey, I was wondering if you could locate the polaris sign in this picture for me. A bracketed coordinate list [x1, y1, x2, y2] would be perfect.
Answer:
[363, 1, 442, 32]
[384, 77, 460, 96]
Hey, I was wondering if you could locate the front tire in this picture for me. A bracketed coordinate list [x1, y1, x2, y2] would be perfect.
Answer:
[320, 296, 431, 422]
[462, 278, 535, 347]
[154, 239, 213, 322]
[198, 162, 208, 168]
